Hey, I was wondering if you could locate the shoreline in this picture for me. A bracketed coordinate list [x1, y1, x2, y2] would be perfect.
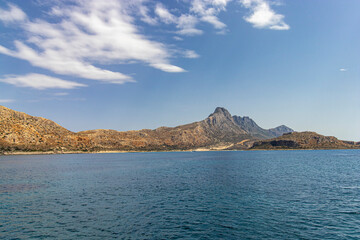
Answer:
[1, 147, 359, 156]
[0, 148, 230, 156]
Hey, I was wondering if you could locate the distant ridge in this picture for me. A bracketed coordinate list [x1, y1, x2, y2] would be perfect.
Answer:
[3, 105, 356, 154]
[249, 132, 360, 150]
[207, 107, 293, 140]
[76, 107, 293, 151]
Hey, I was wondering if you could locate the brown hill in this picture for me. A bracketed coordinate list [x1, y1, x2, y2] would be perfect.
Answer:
[0, 106, 92, 152]
[250, 131, 360, 150]
[76, 107, 258, 151]
[0, 106, 294, 153]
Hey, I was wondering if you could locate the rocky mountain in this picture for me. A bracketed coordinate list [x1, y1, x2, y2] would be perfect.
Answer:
[250, 131, 360, 150]
[233, 115, 293, 139]
[205, 107, 293, 140]
[0, 105, 294, 153]
[76, 107, 278, 151]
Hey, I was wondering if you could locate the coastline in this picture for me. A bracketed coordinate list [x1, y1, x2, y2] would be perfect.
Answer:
[0, 149, 221, 156]
[0, 148, 226, 156]
[0, 144, 238, 156]
[1, 147, 359, 156]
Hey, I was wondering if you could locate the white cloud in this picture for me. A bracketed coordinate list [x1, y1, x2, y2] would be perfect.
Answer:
[191, 0, 230, 15]
[176, 14, 203, 36]
[0, 4, 26, 23]
[53, 92, 69, 96]
[339, 68, 348, 72]
[138, 4, 158, 25]
[184, 50, 200, 59]
[154, 0, 229, 36]
[0, 99, 15, 103]
[0, 0, 291, 89]
[0, 0, 186, 85]
[150, 63, 186, 73]
[216, 28, 228, 35]
[240, 0, 290, 30]
[155, 3, 176, 24]
[0, 74, 87, 90]
[191, 0, 229, 30]
[201, 15, 226, 29]
[173, 36, 184, 41]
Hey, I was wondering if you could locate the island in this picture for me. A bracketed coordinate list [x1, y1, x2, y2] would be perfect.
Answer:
[0, 106, 358, 155]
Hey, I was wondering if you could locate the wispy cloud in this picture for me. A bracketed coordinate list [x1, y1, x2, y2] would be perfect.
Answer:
[152, 0, 289, 34]
[155, 0, 230, 36]
[240, 0, 290, 30]
[201, 15, 226, 29]
[0, 0, 290, 89]
[339, 68, 348, 72]
[0, 4, 26, 23]
[173, 36, 184, 41]
[53, 92, 69, 96]
[155, 3, 176, 24]
[191, 0, 229, 30]
[137, 3, 158, 25]
[176, 14, 203, 36]
[0, 74, 86, 90]
[0, 99, 15, 103]
[183, 50, 200, 59]
[0, 0, 186, 85]
[154, 4, 203, 36]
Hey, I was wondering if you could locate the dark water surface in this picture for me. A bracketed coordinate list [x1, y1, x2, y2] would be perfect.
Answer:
[1, 150, 360, 239]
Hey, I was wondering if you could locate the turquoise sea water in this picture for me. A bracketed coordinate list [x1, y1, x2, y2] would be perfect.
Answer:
[1, 150, 360, 239]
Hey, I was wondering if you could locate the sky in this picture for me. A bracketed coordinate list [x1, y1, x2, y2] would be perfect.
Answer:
[0, 0, 359, 141]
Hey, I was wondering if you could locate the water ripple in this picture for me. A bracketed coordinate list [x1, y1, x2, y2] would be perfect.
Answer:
[1, 150, 360, 239]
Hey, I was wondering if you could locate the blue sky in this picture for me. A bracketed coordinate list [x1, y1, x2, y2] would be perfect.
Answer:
[0, 0, 359, 141]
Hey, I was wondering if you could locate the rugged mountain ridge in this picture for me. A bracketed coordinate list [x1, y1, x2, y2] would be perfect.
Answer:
[206, 107, 293, 140]
[232, 115, 293, 139]
[0, 105, 294, 153]
[76, 107, 293, 151]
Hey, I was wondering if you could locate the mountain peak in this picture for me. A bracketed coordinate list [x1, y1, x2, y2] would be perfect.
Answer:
[213, 107, 228, 113]
[210, 107, 232, 118]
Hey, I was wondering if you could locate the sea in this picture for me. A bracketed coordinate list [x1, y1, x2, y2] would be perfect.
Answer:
[1, 150, 360, 239]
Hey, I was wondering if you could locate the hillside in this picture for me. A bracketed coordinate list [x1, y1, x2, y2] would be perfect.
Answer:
[76, 107, 292, 151]
[0, 106, 94, 152]
[0, 106, 294, 153]
[250, 132, 360, 150]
